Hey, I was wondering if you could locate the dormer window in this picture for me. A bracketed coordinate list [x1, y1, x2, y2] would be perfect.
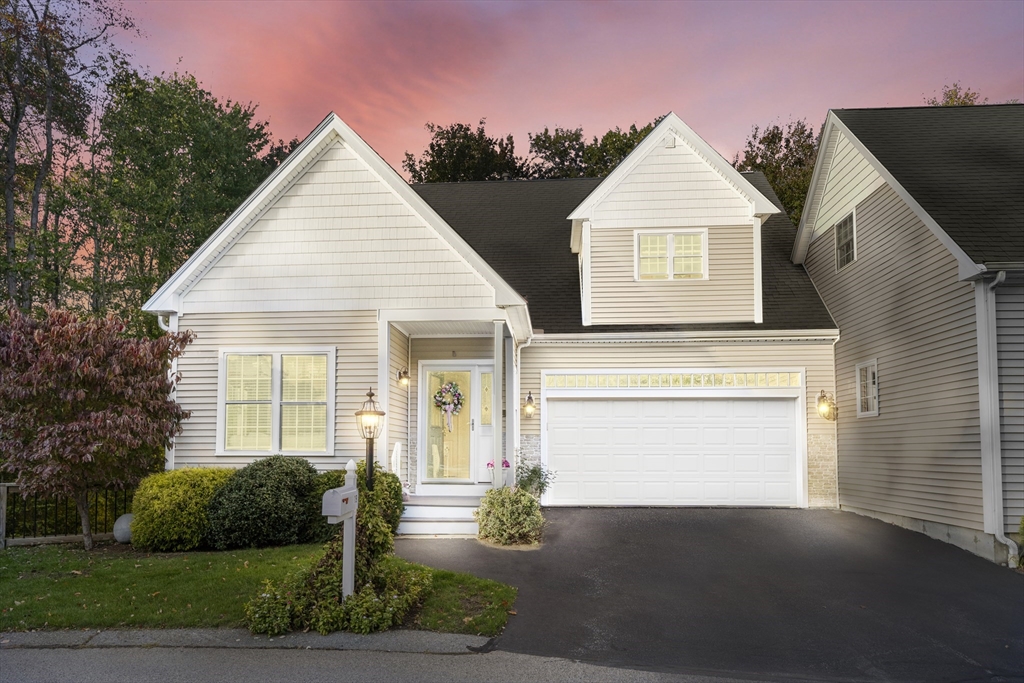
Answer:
[636, 230, 707, 280]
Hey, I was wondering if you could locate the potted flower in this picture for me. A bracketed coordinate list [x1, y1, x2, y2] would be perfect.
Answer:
[486, 459, 511, 488]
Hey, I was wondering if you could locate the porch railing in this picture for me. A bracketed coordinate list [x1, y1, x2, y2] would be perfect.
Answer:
[0, 483, 134, 549]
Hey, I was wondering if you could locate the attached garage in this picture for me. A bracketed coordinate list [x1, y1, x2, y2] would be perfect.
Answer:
[539, 371, 808, 508]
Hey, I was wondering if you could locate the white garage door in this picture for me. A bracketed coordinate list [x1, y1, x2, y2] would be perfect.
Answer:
[545, 398, 799, 506]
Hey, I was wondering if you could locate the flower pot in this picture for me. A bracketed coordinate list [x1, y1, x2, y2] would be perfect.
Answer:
[490, 466, 502, 488]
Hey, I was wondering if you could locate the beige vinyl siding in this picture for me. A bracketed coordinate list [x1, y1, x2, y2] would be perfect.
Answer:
[996, 285, 1024, 532]
[173, 311, 377, 470]
[518, 339, 837, 507]
[590, 225, 754, 324]
[388, 326, 410, 475]
[805, 183, 984, 530]
[183, 140, 494, 314]
[591, 140, 751, 227]
[811, 132, 884, 242]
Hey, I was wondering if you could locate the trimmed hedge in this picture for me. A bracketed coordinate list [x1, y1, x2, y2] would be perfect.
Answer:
[475, 486, 544, 546]
[207, 456, 320, 550]
[131, 468, 235, 552]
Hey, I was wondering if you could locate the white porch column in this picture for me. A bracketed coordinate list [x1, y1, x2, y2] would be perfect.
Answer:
[505, 336, 516, 473]
[493, 320, 504, 486]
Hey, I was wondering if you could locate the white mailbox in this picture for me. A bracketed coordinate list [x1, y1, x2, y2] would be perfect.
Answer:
[321, 459, 358, 598]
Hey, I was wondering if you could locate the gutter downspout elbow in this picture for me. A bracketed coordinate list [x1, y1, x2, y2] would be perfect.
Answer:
[986, 271, 1018, 566]
[157, 314, 170, 332]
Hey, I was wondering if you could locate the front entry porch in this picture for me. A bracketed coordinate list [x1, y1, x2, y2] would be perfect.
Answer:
[379, 313, 518, 535]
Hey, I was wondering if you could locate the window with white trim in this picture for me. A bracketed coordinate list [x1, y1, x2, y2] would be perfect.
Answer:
[219, 349, 335, 455]
[835, 212, 856, 270]
[637, 231, 706, 280]
[855, 359, 878, 417]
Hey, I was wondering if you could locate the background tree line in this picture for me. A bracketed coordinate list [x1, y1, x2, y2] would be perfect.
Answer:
[3, 0, 999, 335]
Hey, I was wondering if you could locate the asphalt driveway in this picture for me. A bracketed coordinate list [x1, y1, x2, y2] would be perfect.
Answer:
[396, 508, 1024, 682]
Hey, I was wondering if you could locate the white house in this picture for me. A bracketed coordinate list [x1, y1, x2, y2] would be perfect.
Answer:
[793, 104, 1023, 564]
[144, 112, 840, 536]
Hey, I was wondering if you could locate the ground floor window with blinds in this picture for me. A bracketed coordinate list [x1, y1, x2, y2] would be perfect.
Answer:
[217, 348, 336, 455]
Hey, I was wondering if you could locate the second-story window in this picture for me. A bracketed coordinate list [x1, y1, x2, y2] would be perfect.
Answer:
[637, 231, 706, 280]
[835, 212, 856, 270]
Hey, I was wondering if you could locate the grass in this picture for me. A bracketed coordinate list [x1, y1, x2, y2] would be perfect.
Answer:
[0, 542, 323, 631]
[0, 543, 517, 637]
[401, 559, 517, 637]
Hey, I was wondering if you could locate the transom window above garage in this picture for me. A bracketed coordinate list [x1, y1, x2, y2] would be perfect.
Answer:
[636, 230, 707, 280]
[545, 371, 802, 389]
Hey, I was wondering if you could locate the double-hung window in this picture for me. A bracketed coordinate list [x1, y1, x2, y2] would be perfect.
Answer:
[637, 230, 707, 280]
[835, 212, 856, 270]
[218, 348, 336, 455]
[855, 359, 878, 417]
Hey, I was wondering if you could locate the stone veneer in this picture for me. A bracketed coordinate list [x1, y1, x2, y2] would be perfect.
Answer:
[807, 432, 838, 508]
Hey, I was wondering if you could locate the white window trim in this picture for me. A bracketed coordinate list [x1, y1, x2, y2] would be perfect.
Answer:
[633, 228, 709, 281]
[834, 209, 857, 272]
[855, 358, 878, 418]
[215, 346, 337, 456]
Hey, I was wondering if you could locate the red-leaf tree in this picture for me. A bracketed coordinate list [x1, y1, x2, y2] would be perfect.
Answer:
[0, 304, 194, 549]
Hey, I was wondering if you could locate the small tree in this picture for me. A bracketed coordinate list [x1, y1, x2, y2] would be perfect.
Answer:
[733, 119, 820, 225]
[0, 304, 193, 549]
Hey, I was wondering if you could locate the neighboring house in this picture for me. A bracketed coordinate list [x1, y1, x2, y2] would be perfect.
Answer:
[144, 112, 840, 536]
[793, 104, 1024, 564]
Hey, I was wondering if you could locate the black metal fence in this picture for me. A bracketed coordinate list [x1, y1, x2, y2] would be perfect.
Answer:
[1, 484, 134, 548]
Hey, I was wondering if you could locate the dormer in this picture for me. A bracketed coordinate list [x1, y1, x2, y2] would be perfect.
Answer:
[568, 113, 780, 326]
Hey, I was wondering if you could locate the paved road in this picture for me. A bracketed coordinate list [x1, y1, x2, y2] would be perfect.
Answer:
[0, 647, 759, 683]
[397, 508, 1024, 682]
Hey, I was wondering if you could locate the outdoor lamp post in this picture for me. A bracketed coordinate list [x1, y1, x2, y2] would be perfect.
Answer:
[355, 387, 386, 490]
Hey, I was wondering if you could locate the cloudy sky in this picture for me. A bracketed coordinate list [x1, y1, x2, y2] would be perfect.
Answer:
[124, 0, 1023, 172]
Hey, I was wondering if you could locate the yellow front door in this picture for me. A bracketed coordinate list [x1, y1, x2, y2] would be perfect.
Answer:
[426, 370, 472, 480]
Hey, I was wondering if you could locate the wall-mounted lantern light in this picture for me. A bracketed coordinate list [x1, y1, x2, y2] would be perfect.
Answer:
[817, 390, 837, 421]
[523, 391, 536, 418]
[397, 368, 410, 387]
[355, 387, 386, 490]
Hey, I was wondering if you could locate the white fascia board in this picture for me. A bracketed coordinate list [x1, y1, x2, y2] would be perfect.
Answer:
[145, 113, 526, 314]
[567, 112, 781, 222]
[530, 329, 839, 344]
[792, 113, 839, 264]
[799, 114, 984, 280]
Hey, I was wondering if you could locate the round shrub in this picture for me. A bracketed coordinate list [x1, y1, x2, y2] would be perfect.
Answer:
[131, 467, 235, 551]
[207, 455, 319, 549]
[475, 486, 544, 545]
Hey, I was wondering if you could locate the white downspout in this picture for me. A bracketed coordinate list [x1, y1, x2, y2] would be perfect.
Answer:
[977, 272, 1018, 566]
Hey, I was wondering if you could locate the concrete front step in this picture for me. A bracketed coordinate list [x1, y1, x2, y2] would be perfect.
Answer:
[398, 495, 481, 536]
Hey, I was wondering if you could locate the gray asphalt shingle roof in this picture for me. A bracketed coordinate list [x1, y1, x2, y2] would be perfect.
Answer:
[834, 105, 1024, 265]
[413, 173, 835, 334]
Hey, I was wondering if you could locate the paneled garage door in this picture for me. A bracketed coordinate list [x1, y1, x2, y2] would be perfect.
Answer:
[545, 398, 799, 506]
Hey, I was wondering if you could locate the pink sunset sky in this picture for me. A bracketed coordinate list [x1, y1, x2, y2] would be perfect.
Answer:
[123, 0, 1023, 173]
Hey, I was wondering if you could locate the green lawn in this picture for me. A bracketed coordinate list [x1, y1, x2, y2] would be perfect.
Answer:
[0, 543, 516, 637]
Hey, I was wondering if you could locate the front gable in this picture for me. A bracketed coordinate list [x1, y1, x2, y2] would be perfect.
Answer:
[144, 113, 526, 318]
[568, 113, 781, 326]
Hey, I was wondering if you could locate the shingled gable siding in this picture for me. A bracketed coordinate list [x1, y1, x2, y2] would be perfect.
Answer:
[517, 340, 838, 507]
[182, 140, 494, 315]
[812, 131, 883, 242]
[805, 183, 984, 530]
[587, 139, 756, 325]
[173, 311, 377, 469]
[996, 285, 1024, 532]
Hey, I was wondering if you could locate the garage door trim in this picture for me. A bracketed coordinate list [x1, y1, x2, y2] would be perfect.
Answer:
[539, 368, 809, 508]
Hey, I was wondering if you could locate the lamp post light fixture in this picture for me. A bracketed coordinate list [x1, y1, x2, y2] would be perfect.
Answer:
[355, 387, 386, 490]
[523, 391, 536, 418]
[816, 390, 837, 421]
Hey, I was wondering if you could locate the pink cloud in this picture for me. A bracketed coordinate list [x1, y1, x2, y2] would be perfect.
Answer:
[125, 0, 1023, 171]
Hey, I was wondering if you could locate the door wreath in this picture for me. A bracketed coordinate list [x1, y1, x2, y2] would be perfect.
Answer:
[433, 381, 464, 432]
